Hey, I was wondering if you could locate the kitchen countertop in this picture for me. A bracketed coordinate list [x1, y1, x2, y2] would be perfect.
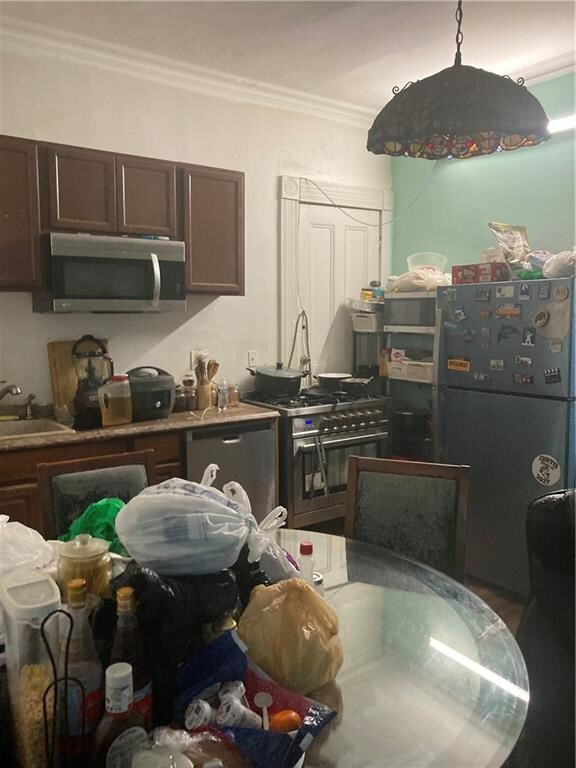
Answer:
[0, 403, 279, 453]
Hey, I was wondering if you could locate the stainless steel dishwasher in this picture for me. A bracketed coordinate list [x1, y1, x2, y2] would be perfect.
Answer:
[186, 420, 277, 522]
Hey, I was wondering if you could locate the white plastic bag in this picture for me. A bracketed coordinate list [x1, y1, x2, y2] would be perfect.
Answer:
[394, 267, 451, 292]
[245, 506, 300, 582]
[0, 515, 53, 577]
[115, 466, 259, 576]
[543, 249, 576, 278]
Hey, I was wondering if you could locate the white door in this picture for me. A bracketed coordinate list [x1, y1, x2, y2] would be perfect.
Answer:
[297, 203, 381, 374]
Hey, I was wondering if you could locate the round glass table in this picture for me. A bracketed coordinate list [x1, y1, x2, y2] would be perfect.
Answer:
[276, 530, 528, 768]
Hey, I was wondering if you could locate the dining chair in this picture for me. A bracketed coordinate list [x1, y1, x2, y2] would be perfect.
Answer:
[345, 457, 470, 581]
[506, 488, 575, 768]
[37, 450, 157, 538]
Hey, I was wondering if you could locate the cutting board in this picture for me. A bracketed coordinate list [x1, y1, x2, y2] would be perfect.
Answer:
[47, 339, 108, 412]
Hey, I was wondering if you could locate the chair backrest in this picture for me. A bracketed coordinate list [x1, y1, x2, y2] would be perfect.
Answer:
[345, 457, 470, 581]
[37, 450, 157, 538]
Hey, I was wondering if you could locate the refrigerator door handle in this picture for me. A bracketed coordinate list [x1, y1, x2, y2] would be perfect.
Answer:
[432, 306, 443, 462]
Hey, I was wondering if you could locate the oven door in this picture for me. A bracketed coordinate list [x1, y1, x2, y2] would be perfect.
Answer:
[293, 429, 390, 511]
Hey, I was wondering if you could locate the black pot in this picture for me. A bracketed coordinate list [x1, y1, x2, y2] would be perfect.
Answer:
[341, 377, 373, 397]
[392, 410, 429, 435]
[247, 363, 303, 397]
[314, 373, 353, 391]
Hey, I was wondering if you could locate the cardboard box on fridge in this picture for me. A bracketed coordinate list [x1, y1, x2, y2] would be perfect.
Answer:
[452, 263, 510, 284]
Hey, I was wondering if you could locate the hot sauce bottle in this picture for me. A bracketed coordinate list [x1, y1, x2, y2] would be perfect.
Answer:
[92, 662, 148, 768]
[109, 586, 153, 728]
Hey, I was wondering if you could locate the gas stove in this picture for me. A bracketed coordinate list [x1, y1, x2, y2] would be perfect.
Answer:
[244, 390, 386, 419]
[245, 390, 391, 528]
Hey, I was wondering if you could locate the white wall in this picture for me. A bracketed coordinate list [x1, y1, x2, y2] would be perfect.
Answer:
[0, 42, 390, 404]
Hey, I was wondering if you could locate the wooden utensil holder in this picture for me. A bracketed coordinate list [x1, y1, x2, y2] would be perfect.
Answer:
[197, 383, 212, 410]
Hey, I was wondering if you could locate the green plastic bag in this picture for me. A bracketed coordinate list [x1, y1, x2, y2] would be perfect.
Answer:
[59, 497, 128, 555]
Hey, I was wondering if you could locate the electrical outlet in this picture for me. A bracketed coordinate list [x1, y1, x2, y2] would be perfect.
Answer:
[247, 349, 258, 368]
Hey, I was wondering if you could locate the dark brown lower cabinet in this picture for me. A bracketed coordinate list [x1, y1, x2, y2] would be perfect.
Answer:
[0, 483, 42, 532]
[0, 432, 184, 536]
[183, 165, 244, 294]
[0, 136, 41, 289]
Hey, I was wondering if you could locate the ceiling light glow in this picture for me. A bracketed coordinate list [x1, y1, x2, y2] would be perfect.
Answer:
[548, 115, 576, 134]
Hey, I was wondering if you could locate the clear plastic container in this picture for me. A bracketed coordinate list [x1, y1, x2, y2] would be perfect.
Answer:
[406, 251, 447, 272]
[98, 374, 132, 427]
[0, 571, 60, 768]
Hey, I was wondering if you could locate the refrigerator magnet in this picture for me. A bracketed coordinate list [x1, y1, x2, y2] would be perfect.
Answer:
[490, 359, 505, 371]
[472, 372, 491, 382]
[514, 355, 533, 367]
[521, 327, 536, 347]
[462, 329, 476, 343]
[544, 368, 561, 384]
[519, 283, 531, 300]
[538, 282, 551, 300]
[549, 338, 562, 353]
[513, 373, 534, 384]
[496, 285, 515, 298]
[495, 303, 522, 319]
[444, 288, 457, 302]
[480, 327, 491, 348]
[555, 285, 570, 301]
[479, 308, 492, 319]
[474, 287, 491, 302]
[497, 325, 521, 342]
[531, 454, 561, 486]
[447, 358, 471, 372]
[454, 305, 467, 323]
[533, 310, 550, 328]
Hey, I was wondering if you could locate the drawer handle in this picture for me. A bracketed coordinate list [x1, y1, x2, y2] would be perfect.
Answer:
[221, 436, 242, 444]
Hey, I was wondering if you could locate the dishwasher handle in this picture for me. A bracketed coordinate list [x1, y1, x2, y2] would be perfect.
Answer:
[187, 420, 273, 443]
[221, 435, 242, 444]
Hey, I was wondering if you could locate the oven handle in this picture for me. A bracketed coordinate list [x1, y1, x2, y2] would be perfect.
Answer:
[150, 252, 161, 310]
[296, 431, 389, 452]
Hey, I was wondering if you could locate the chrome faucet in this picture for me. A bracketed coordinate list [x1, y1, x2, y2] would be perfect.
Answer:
[24, 393, 36, 419]
[0, 383, 22, 401]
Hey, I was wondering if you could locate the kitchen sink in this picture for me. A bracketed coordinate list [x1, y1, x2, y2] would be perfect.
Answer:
[0, 418, 74, 439]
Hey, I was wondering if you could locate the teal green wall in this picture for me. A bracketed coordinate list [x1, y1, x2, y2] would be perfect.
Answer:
[391, 73, 575, 274]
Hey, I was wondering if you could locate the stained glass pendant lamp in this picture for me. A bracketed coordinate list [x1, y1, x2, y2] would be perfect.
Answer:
[367, 0, 550, 159]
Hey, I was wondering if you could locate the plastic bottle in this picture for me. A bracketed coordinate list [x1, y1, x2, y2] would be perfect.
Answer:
[98, 374, 132, 427]
[92, 662, 149, 768]
[109, 587, 153, 729]
[217, 379, 229, 409]
[298, 541, 315, 586]
[60, 578, 104, 763]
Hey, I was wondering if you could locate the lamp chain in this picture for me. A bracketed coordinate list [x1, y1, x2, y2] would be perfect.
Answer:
[454, 0, 464, 65]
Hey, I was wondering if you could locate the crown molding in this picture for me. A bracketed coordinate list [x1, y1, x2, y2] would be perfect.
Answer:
[510, 51, 575, 86]
[0, 16, 373, 129]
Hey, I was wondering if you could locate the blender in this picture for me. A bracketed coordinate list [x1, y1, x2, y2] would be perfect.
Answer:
[72, 335, 113, 429]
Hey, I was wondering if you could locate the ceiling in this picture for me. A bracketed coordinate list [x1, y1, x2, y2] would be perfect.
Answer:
[1, 1, 574, 109]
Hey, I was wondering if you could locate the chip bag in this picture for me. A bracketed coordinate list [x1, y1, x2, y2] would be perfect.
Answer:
[237, 579, 343, 695]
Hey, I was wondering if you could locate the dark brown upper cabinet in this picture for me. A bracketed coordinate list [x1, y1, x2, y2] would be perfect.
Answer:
[116, 156, 176, 237]
[183, 166, 244, 294]
[0, 136, 41, 289]
[48, 145, 117, 232]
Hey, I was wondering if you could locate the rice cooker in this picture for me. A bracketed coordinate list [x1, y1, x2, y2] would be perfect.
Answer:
[127, 366, 176, 421]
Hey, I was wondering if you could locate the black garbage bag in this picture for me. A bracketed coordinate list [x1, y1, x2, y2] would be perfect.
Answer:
[103, 547, 270, 723]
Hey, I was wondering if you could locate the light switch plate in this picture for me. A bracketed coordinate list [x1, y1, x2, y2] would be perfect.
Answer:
[248, 349, 258, 368]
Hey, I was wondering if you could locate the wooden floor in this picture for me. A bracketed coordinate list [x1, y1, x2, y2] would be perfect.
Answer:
[466, 578, 524, 635]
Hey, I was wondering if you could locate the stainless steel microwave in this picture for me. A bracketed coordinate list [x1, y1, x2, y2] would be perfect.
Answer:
[33, 233, 186, 313]
[382, 290, 436, 333]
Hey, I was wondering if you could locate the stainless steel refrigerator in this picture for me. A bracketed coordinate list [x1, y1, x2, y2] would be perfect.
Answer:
[434, 277, 575, 595]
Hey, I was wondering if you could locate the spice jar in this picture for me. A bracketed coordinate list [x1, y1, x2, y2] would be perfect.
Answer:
[57, 534, 111, 602]
[228, 385, 240, 407]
